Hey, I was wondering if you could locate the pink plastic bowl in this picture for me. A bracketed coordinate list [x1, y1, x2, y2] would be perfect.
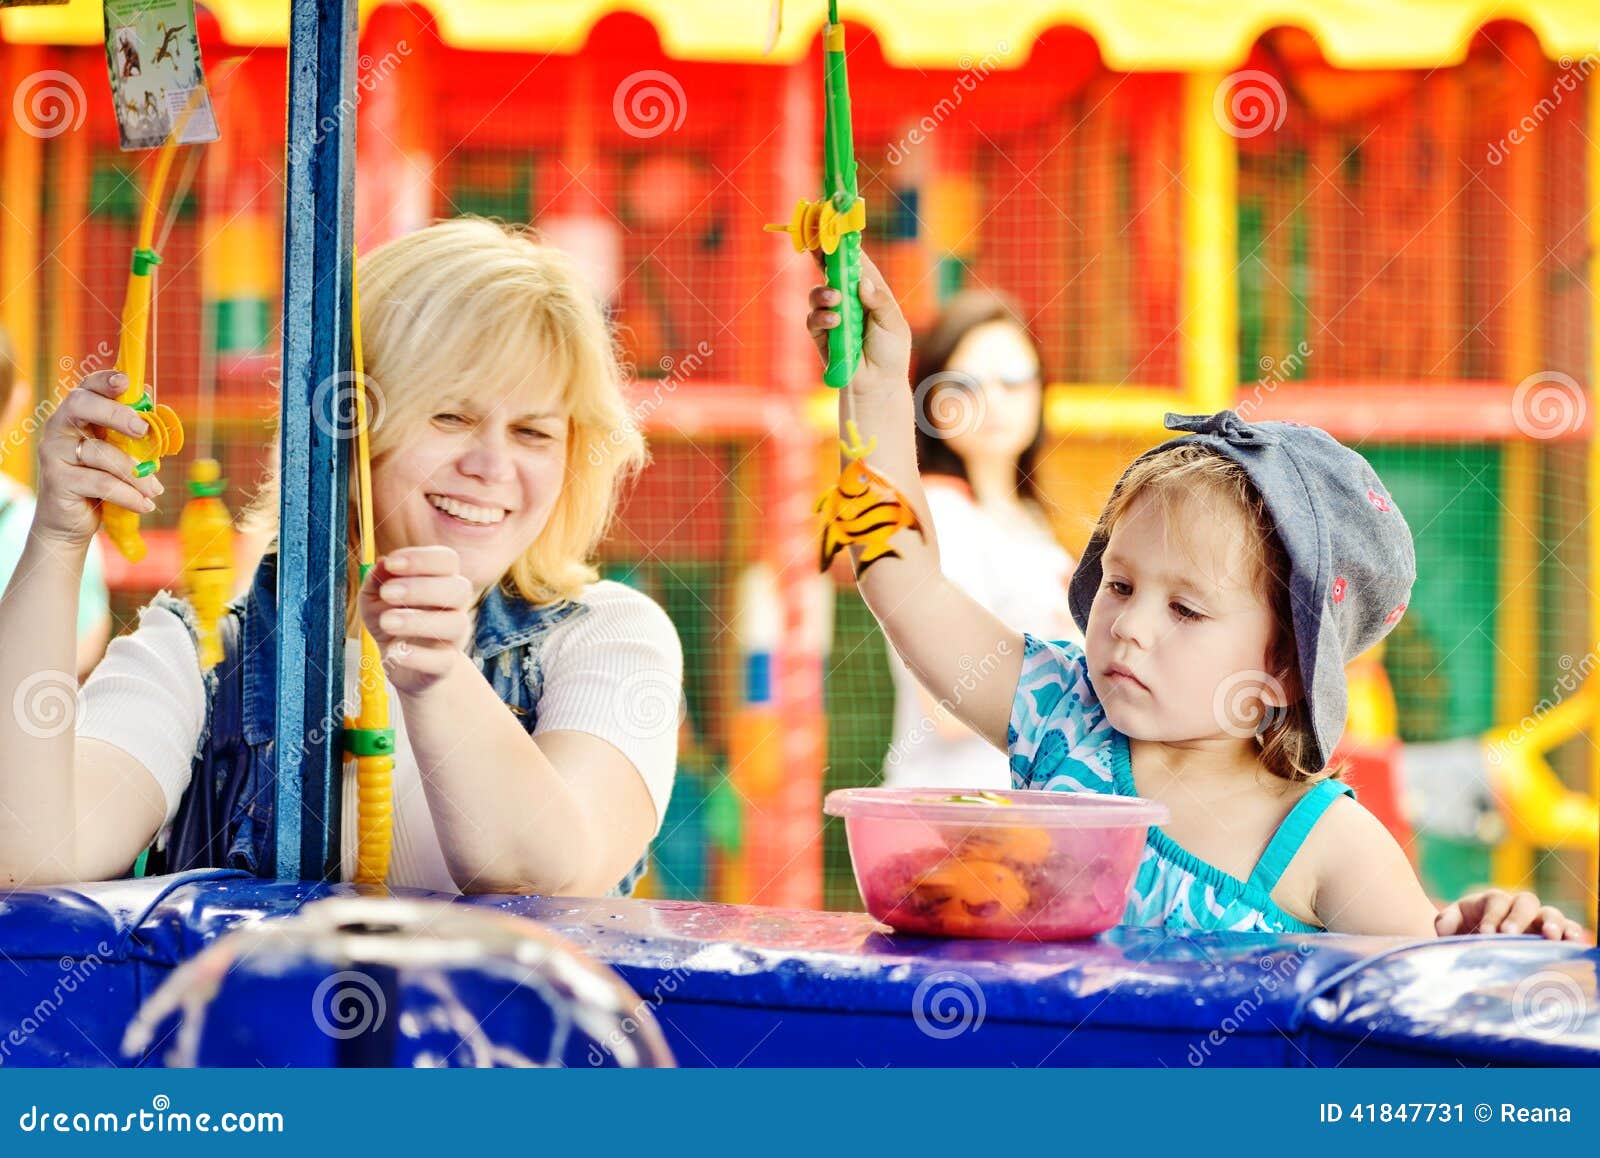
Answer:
[824, 787, 1168, 941]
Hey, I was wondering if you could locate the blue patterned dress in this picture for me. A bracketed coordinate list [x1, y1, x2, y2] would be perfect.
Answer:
[1008, 634, 1351, 932]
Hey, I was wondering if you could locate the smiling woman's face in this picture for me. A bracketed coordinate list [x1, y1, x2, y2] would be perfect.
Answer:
[370, 386, 570, 596]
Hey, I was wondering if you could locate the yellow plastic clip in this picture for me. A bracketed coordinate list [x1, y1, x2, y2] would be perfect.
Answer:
[765, 196, 866, 256]
[839, 418, 877, 459]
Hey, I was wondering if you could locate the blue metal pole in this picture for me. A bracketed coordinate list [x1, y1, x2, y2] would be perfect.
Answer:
[276, 0, 358, 880]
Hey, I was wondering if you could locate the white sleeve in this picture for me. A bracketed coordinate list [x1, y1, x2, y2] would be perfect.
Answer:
[926, 486, 995, 610]
[76, 603, 207, 829]
[531, 587, 683, 834]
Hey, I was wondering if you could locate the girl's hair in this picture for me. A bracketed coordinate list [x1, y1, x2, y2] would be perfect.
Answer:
[1096, 443, 1327, 783]
[243, 217, 646, 611]
[911, 290, 1047, 509]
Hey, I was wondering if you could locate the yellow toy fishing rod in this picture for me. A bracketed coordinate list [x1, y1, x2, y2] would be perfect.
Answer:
[102, 100, 203, 562]
[344, 261, 395, 886]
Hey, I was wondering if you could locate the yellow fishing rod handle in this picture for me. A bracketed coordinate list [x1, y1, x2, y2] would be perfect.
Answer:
[347, 628, 395, 885]
[103, 254, 185, 561]
[101, 399, 183, 562]
[351, 751, 395, 885]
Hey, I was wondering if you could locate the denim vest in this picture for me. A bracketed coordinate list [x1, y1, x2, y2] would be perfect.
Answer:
[145, 553, 647, 895]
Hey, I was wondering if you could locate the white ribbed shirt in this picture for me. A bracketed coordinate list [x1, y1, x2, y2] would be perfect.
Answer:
[76, 581, 682, 892]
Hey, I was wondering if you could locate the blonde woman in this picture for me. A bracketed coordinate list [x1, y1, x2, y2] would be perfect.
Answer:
[0, 218, 682, 896]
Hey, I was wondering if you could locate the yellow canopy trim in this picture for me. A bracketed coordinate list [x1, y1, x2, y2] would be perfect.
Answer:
[8, 0, 1600, 70]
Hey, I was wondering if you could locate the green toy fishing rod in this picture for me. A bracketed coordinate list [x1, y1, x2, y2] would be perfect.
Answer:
[767, 0, 865, 388]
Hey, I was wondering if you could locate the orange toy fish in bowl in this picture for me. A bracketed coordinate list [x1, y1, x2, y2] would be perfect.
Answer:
[824, 788, 1168, 941]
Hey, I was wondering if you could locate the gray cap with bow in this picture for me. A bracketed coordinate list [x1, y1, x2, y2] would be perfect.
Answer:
[1067, 410, 1416, 772]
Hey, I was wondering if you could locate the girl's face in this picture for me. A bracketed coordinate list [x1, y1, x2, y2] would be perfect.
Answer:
[934, 320, 1042, 462]
[1083, 490, 1292, 746]
[370, 388, 570, 595]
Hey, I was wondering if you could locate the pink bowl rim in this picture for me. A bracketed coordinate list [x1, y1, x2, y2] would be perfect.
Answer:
[823, 786, 1169, 828]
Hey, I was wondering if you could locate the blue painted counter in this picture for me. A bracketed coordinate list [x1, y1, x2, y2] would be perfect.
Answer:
[0, 872, 1593, 1066]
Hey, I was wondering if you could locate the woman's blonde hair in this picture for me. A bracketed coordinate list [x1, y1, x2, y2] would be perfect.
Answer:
[244, 217, 646, 610]
[1095, 443, 1328, 784]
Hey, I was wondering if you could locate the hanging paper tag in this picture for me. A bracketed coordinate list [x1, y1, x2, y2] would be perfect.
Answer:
[103, 0, 218, 150]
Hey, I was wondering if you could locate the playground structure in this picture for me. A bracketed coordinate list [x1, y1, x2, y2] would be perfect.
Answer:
[0, 0, 1594, 917]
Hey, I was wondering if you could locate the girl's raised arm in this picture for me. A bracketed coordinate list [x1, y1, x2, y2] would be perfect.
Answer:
[807, 253, 1022, 750]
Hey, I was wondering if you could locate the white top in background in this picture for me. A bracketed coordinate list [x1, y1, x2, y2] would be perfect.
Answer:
[884, 478, 1081, 791]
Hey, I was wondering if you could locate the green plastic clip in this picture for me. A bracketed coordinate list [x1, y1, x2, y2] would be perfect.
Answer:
[188, 477, 226, 497]
[131, 248, 163, 276]
[344, 727, 396, 757]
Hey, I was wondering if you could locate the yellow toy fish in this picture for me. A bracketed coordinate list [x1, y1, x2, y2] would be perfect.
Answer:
[816, 421, 924, 575]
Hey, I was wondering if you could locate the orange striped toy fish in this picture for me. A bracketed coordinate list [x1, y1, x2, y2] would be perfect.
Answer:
[816, 421, 924, 575]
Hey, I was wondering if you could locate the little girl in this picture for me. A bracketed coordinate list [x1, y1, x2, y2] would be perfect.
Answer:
[808, 253, 1585, 939]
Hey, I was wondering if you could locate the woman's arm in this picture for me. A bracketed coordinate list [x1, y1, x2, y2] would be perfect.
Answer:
[400, 656, 656, 896]
[0, 369, 167, 883]
[361, 546, 671, 895]
[808, 254, 1021, 749]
